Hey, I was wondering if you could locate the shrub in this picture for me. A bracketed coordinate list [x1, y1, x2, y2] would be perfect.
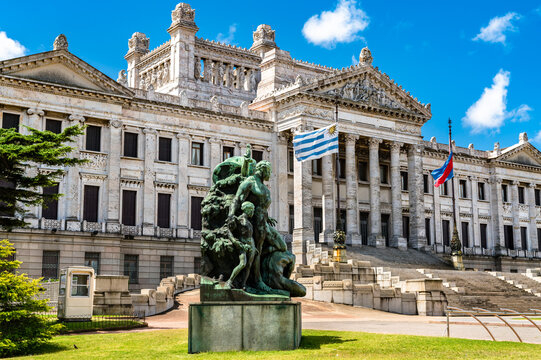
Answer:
[0, 240, 63, 357]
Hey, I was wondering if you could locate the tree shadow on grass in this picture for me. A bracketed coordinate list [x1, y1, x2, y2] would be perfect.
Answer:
[24, 342, 72, 357]
[300, 335, 356, 349]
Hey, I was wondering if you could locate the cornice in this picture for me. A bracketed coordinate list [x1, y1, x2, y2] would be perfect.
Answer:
[194, 37, 261, 63]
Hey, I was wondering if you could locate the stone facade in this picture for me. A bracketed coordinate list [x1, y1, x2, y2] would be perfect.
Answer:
[1, 3, 540, 290]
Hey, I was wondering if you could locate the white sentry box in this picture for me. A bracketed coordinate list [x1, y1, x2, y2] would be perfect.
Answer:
[57, 266, 95, 321]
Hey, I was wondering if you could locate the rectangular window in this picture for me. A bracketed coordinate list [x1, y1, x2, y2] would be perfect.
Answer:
[339, 158, 346, 179]
[0, 180, 15, 217]
[478, 182, 486, 201]
[160, 256, 174, 279]
[288, 150, 294, 173]
[123, 254, 139, 284]
[194, 257, 201, 274]
[381, 214, 390, 247]
[502, 184, 509, 203]
[2, 112, 19, 130]
[123, 132, 138, 157]
[191, 142, 203, 166]
[313, 207, 322, 242]
[222, 146, 234, 161]
[402, 216, 410, 242]
[289, 205, 295, 234]
[441, 181, 449, 196]
[442, 220, 450, 246]
[83, 185, 99, 222]
[312, 158, 322, 176]
[85, 125, 101, 152]
[520, 226, 528, 250]
[380, 165, 389, 184]
[459, 180, 468, 198]
[42, 250, 59, 280]
[122, 190, 137, 226]
[252, 150, 263, 162]
[401, 172, 408, 191]
[190, 196, 203, 230]
[480, 224, 488, 249]
[461, 222, 469, 248]
[157, 193, 171, 228]
[42, 184, 59, 220]
[45, 119, 62, 134]
[359, 212, 369, 245]
[425, 218, 431, 245]
[84, 252, 100, 275]
[504, 225, 514, 250]
[71, 274, 90, 297]
[358, 161, 368, 182]
[535, 189, 541, 206]
[518, 186, 525, 204]
[423, 174, 430, 194]
[537, 228, 541, 250]
[158, 137, 172, 162]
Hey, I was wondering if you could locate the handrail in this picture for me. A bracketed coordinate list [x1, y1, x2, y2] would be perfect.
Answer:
[500, 308, 541, 334]
[446, 306, 496, 341]
[472, 307, 522, 343]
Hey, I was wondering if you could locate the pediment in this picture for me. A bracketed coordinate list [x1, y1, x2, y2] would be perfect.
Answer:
[496, 143, 541, 167]
[0, 50, 132, 96]
[304, 67, 431, 120]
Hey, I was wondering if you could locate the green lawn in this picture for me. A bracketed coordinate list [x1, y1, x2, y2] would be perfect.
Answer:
[10, 329, 540, 360]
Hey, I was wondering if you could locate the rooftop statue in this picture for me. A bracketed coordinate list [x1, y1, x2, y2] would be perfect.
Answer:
[200, 145, 306, 298]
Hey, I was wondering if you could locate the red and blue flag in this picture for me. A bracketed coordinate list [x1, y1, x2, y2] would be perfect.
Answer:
[431, 152, 453, 188]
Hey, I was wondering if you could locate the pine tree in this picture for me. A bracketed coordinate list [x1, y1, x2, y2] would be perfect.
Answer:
[0, 240, 64, 357]
[0, 125, 84, 229]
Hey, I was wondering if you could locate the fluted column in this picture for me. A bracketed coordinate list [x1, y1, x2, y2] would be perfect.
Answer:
[26, 108, 44, 133]
[321, 154, 335, 244]
[106, 119, 123, 233]
[65, 114, 85, 231]
[142, 127, 157, 235]
[528, 184, 537, 251]
[345, 134, 360, 245]
[209, 137, 222, 173]
[368, 138, 384, 247]
[176, 132, 190, 238]
[489, 176, 505, 251]
[292, 126, 313, 264]
[390, 142, 406, 249]
[511, 180, 521, 250]
[470, 176, 480, 249]
[407, 144, 427, 249]
[275, 133, 289, 233]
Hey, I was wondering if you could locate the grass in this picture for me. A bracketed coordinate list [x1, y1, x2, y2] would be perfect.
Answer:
[38, 314, 146, 333]
[10, 329, 541, 360]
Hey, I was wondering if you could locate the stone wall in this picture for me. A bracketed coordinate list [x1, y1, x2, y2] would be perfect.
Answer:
[93, 275, 133, 315]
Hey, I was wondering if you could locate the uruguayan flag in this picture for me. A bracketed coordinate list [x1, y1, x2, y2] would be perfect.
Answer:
[293, 123, 339, 162]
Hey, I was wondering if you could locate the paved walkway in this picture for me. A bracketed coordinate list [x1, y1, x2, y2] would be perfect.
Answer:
[142, 290, 541, 344]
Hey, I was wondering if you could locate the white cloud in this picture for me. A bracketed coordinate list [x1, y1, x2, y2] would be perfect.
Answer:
[351, 54, 359, 65]
[302, 0, 369, 49]
[217, 24, 237, 45]
[0, 31, 26, 60]
[509, 104, 533, 122]
[473, 12, 521, 45]
[463, 69, 533, 133]
[533, 130, 541, 144]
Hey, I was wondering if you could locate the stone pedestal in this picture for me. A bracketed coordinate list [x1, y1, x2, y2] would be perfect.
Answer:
[188, 301, 301, 353]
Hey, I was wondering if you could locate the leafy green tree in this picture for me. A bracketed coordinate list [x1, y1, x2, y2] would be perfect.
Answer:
[0, 240, 63, 357]
[0, 125, 84, 229]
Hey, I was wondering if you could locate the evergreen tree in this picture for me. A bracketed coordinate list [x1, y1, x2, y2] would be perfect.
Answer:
[0, 125, 84, 229]
[0, 240, 63, 357]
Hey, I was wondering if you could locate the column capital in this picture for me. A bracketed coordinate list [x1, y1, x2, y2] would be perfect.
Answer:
[469, 175, 478, 182]
[489, 176, 502, 185]
[176, 132, 190, 140]
[277, 132, 289, 145]
[110, 119, 123, 128]
[345, 134, 359, 143]
[142, 127, 157, 135]
[368, 137, 382, 148]
[26, 108, 44, 117]
[512, 180, 520, 186]
[407, 143, 424, 153]
[390, 141, 403, 151]
[209, 137, 222, 144]
[68, 114, 85, 123]
[529, 183, 537, 189]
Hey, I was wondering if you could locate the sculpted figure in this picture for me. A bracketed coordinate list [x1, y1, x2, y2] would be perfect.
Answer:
[194, 58, 201, 80]
[217, 63, 225, 86]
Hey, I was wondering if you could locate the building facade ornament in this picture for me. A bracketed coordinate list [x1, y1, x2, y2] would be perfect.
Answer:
[26, 108, 44, 117]
[278, 105, 333, 120]
[171, 2, 196, 25]
[53, 34, 68, 51]
[359, 46, 373, 65]
[117, 70, 128, 86]
[68, 114, 85, 123]
[128, 32, 150, 54]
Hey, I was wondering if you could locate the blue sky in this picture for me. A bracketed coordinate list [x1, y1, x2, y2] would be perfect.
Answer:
[1, 1, 540, 151]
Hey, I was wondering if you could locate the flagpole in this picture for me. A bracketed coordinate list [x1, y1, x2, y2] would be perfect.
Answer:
[335, 99, 342, 232]
[448, 118, 464, 270]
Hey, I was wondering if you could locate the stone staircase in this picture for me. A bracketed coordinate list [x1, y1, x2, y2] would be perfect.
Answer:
[418, 269, 541, 312]
[488, 271, 541, 298]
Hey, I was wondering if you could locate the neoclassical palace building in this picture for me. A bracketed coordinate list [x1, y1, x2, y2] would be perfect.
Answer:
[1, 3, 540, 289]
